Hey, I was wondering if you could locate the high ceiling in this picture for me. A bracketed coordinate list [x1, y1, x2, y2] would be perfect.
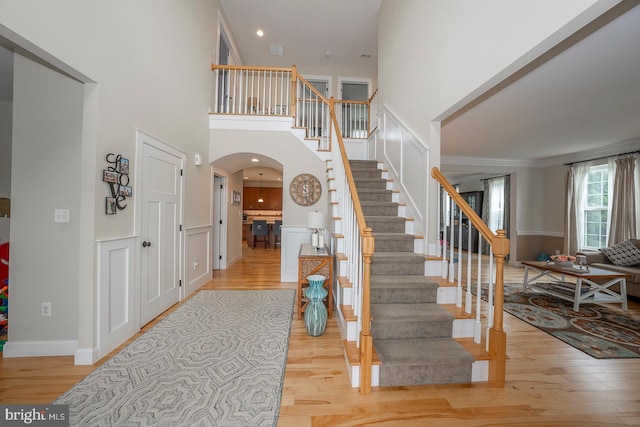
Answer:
[219, 1, 640, 182]
[219, 0, 380, 75]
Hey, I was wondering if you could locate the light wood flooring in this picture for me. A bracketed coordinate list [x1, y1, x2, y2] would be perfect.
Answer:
[1, 245, 639, 426]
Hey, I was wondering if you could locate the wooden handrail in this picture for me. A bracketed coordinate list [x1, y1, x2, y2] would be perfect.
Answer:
[431, 166, 508, 387]
[211, 64, 292, 72]
[334, 99, 369, 105]
[329, 97, 374, 394]
[431, 167, 496, 245]
[297, 74, 330, 103]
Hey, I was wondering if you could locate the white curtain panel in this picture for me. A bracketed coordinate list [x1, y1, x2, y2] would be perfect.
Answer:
[608, 154, 637, 245]
[565, 162, 591, 254]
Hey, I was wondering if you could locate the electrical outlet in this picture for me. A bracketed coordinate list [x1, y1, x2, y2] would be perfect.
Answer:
[42, 302, 52, 316]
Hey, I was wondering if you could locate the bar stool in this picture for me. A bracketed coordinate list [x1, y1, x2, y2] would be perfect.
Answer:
[252, 220, 269, 249]
[273, 220, 282, 249]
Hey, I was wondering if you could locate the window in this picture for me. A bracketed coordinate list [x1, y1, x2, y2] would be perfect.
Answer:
[441, 184, 459, 228]
[582, 164, 610, 249]
[487, 177, 505, 233]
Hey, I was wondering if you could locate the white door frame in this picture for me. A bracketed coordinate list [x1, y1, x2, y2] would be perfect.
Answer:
[338, 76, 372, 100]
[212, 173, 228, 270]
[134, 129, 186, 329]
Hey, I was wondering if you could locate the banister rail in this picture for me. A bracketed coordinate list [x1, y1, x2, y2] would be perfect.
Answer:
[210, 64, 378, 147]
[329, 98, 374, 394]
[431, 167, 508, 387]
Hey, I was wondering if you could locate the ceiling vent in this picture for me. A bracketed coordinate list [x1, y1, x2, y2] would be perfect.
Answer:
[268, 43, 284, 56]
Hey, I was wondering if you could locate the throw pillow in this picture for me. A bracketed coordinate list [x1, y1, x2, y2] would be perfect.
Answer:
[599, 240, 640, 266]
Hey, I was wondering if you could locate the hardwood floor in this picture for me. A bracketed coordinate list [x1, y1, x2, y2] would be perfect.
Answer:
[1, 245, 639, 426]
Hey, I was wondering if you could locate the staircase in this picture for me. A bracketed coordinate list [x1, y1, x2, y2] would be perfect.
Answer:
[350, 160, 474, 386]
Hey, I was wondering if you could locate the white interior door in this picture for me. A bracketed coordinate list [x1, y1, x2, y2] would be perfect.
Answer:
[139, 134, 183, 326]
[212, 175, 225, 270]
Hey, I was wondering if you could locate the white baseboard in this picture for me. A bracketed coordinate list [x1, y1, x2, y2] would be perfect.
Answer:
[2, 340, 77, 358]
[75, 347, 99, 365]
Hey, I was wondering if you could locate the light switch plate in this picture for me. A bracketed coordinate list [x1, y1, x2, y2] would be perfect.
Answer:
[54, 209, 69, 223]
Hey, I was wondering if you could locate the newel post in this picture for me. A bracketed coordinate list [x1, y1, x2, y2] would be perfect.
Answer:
[489, 229, 509, 387]
[359, 227, 374, 394]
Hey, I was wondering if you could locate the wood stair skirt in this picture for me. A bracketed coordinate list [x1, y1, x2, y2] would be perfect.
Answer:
[349, 160, 474, 387]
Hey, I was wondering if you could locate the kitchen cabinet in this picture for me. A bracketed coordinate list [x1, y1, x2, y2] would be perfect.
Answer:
[242, 187, 283, 210]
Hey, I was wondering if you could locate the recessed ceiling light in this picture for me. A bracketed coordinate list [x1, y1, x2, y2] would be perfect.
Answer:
[251, 158, 259, 162]
[256, 29, 264, 37]
[244, 176, 249, 180]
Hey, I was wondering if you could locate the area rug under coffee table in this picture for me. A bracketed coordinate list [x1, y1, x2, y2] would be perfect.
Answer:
[55, 289, 295, 426]
[498, 285, 640, 359]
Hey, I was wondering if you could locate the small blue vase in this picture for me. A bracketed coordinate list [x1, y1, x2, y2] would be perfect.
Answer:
[304, 275, 328, 336]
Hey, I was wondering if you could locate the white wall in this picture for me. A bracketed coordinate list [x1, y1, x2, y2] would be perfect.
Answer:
[9, 54, 83, 342]
[0, 0, 225, 354]
[377, 0, 611, 248]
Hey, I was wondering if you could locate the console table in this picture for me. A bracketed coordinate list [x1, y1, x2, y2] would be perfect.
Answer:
[298, 243, 333, 319]
[521, 260, 629, 311]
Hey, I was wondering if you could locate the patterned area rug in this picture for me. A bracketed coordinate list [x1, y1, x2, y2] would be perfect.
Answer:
[488, 284, 640, 359]
[55, 290, 295, 426]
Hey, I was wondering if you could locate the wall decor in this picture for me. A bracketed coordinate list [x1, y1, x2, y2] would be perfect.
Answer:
[106, 197, 117, 215]
[103, 153, 132, 214]
[289, 173, 322, 206]
[232, 190, 241, 205]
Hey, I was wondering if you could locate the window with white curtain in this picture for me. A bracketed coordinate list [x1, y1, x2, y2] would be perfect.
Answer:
[583, 164, 609, 248]
[441, 184, 459, 227]
[487, 177, 505, 232]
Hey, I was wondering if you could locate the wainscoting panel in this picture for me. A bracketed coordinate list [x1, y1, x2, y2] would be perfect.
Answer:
[374, 108, 431, 240]
[97, 237, 137, 360]
[281, 226, 311, 282]
[184, 226, 212, 298]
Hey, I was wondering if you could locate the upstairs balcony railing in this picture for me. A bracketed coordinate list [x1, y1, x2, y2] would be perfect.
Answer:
[210, 64, 376, 150]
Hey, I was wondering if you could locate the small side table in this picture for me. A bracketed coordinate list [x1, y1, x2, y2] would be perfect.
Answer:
[298, 243, 333, 319]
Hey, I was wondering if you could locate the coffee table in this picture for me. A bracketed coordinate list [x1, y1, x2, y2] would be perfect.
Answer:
[521, 260, 629, 311]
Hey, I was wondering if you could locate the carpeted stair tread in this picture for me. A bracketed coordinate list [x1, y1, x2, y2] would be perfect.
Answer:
[360, 201, 398, 216]
[370, 275, 438, 288]
[374, 338, 474, 386]
[353, 178, 387, 189]
[371, 252, 425, 275]
[351, 169, 382, 178]
[356, 188, 393, 202]
[375, 338, 474, 365]
[371, 302, 453, 323]
[373, 233, 415, 252]
[370, 276, 438, 304]
[371, 252, 425, 263]
[365, 216, 406, 233]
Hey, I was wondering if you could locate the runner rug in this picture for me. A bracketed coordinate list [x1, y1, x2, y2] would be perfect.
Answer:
[478, 284, 640, 359]
[55, 290, 295, 426]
